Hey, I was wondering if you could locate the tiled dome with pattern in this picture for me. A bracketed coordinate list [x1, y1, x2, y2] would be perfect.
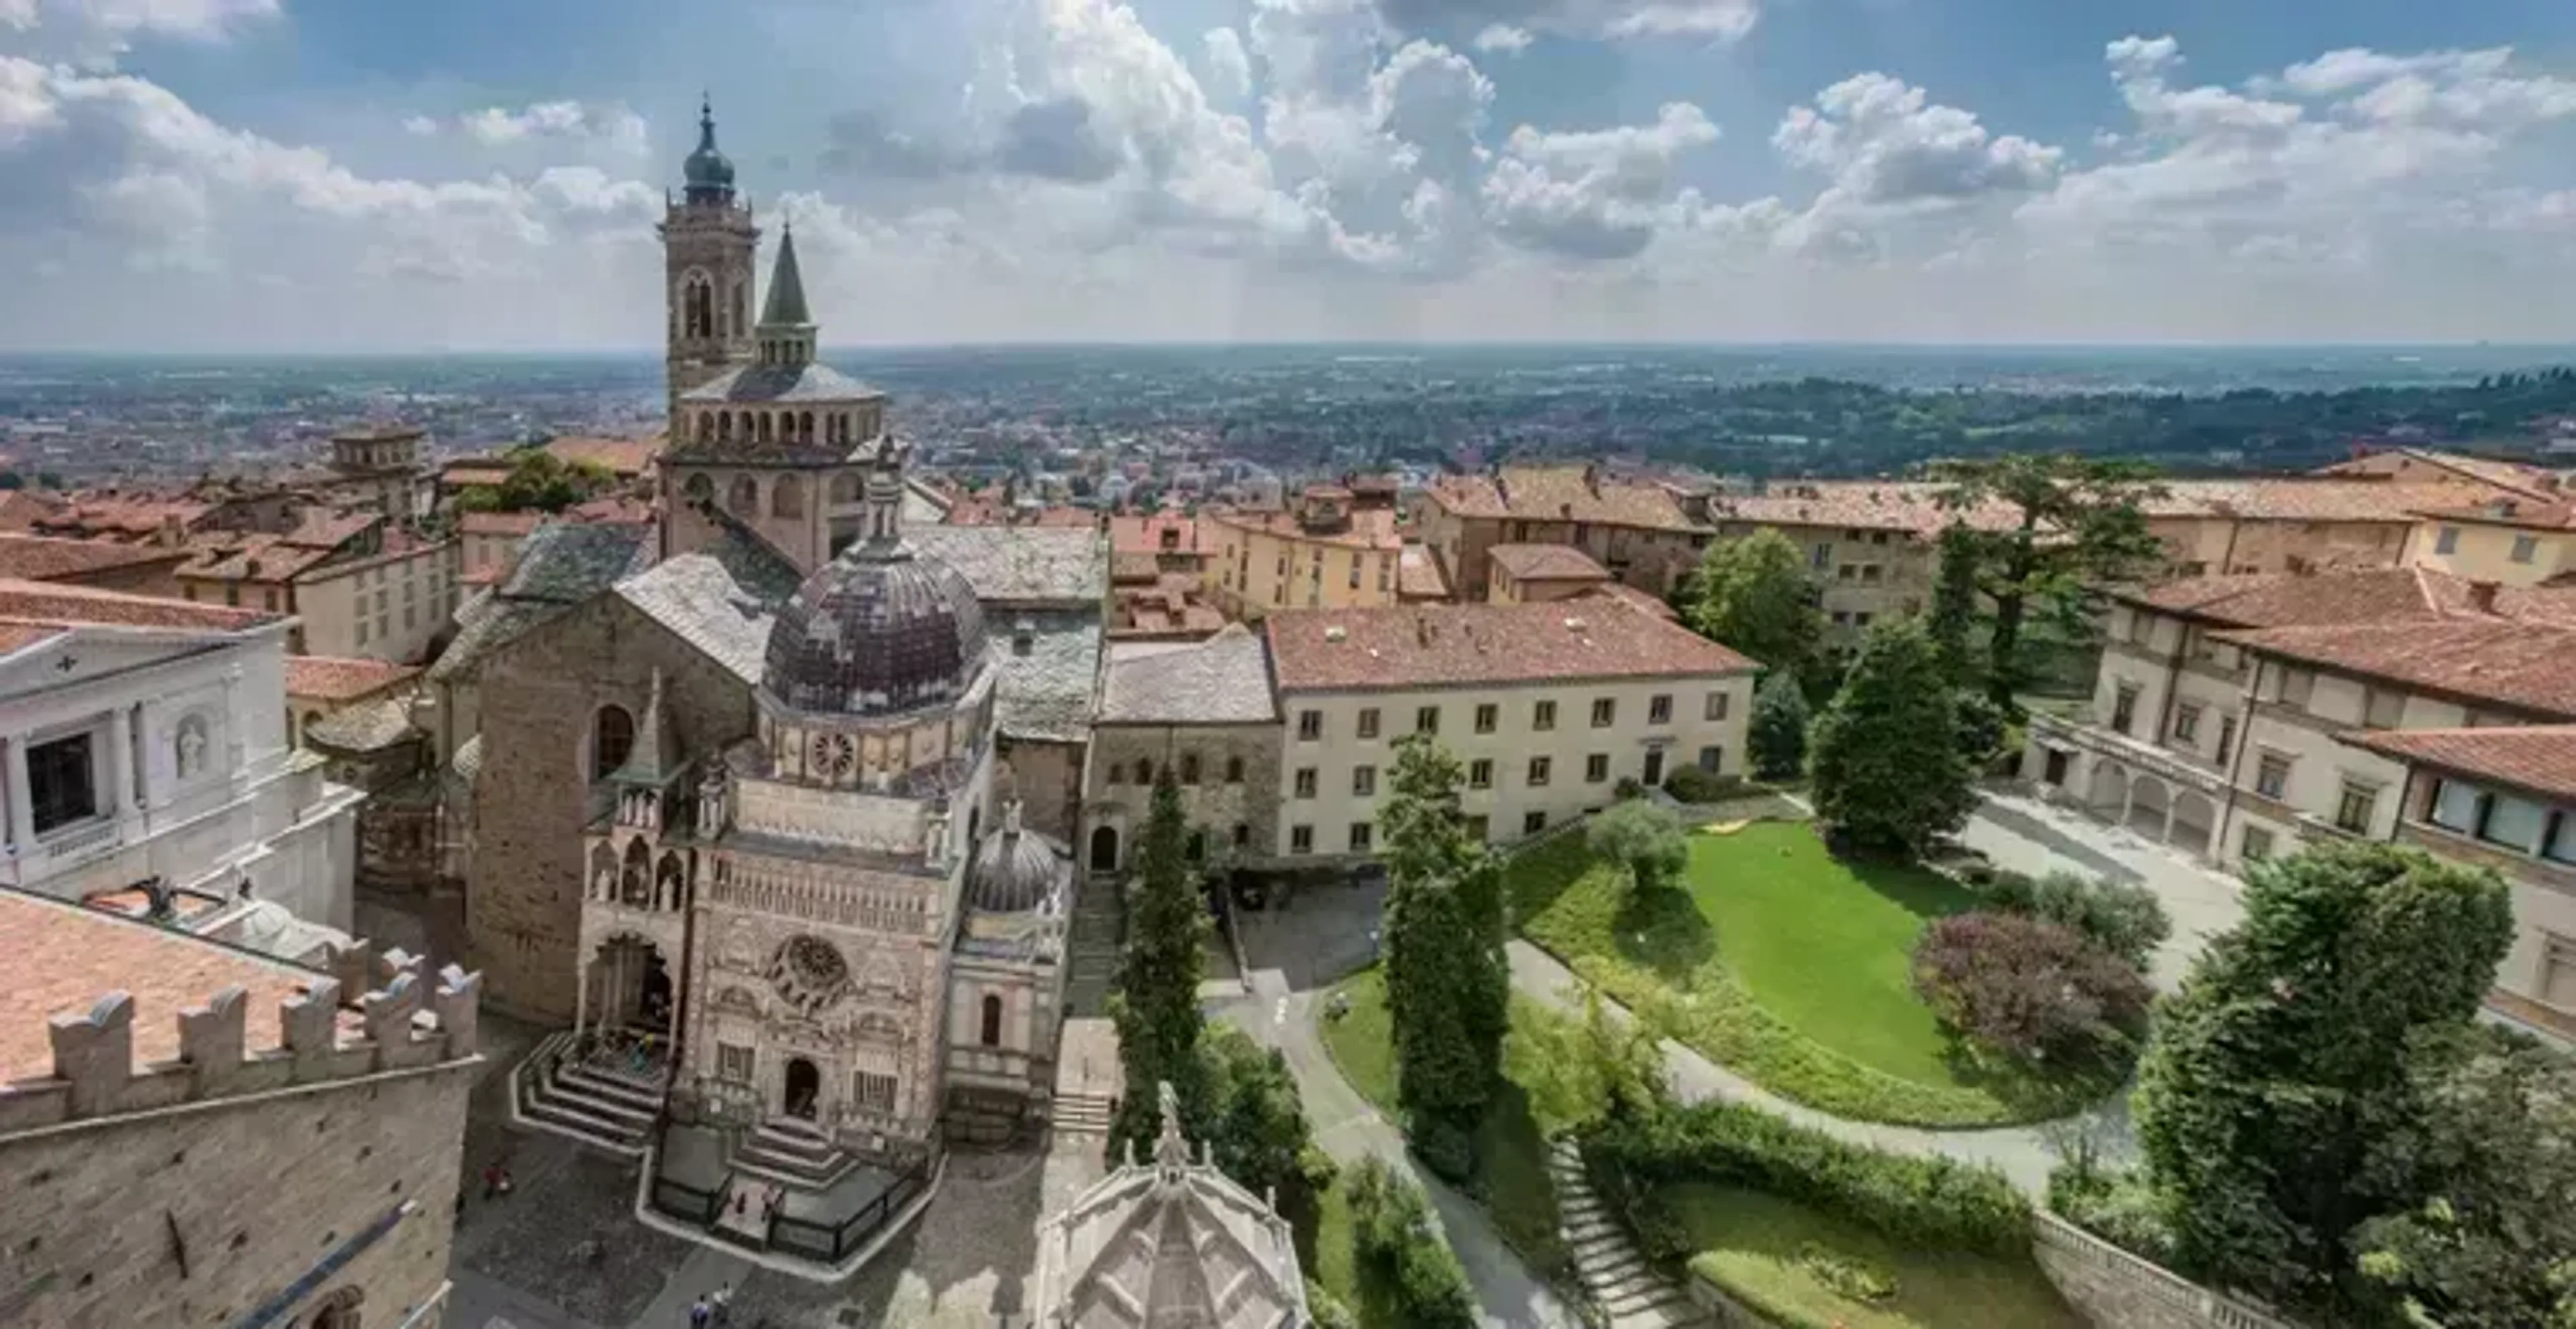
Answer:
[760, 547, 989, 719]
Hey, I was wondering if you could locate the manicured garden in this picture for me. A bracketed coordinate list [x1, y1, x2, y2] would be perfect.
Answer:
[1318, 968, 1570, 1281]
[1508, 818, 2118, 1126]
[1664, 1185, 2081, 1329]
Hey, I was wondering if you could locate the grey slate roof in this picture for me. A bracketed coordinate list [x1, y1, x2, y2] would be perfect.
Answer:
[677, 361, 883, 406]
[906, 525, 1107, 607]
[426, 521, 655, 682]
[1099, 625, 1276, 725]
[305, 696, 421, 752]
[616, 553, 778, 686]
[989, 610, 1100, 743]
[759, 225, 813, 327]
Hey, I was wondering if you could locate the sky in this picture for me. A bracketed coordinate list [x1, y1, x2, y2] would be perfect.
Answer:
[7, 0, 2576, 350]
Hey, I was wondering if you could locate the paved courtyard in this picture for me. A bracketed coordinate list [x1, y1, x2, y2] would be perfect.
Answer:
[1961, 788, 2249, 991]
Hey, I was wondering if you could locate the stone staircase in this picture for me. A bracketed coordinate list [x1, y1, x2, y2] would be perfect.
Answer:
[1065, 873, 1126, 1018]
[511, 1031, 665, 1155]
[1550, 1139, 1708, 1329]
[1051, 1089, 1116, 1136]
[727, 1116, 859, 1192]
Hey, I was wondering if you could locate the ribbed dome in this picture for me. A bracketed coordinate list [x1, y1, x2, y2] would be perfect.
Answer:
[969, 819, 1063, 914]
[762, 547, 989, 718]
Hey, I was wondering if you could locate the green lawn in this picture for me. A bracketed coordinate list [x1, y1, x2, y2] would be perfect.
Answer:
[1318, 969, 1570, 1281]
[1509, 820, 2110, 1126]
[1664, 1184, 2083, 1329]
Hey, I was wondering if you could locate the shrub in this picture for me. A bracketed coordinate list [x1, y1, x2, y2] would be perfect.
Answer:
[1305, 1281, 1357, 1329]
[1346, 1157, 1480, 1329]
[1983, 869, 2171, 970]
[1614, 776, 1645, 800]
[1797, 1242, 1897, 1304]
[1662, 763, 1738, 804]
[1587, 801, 1690, 893]
[1407, 1113, 1475, 1184]
[2049, 1165, 2180, 1267]
[1913, 911, 2153, 1067]
[1582, 1098, 2030, 1257]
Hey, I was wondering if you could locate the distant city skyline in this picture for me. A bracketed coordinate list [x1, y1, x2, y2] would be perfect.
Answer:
[8, 0, 2576, 351]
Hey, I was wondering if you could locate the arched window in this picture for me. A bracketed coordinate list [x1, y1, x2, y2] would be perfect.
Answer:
[757, 413, 773, 443]
[832, 472, 861, 505]
[979, 993, 1003, 1047]
[730, 284, 746, 338]
[773, 474, 804, 519]
[1225, 755, 1244, 784]
[736, 410, 753, 440]
[728, 476, 759, 516]
[683, 472, 714, 507]
[1179, 753, 1200, 784]
[593, 706, 635, 780]
[1135, 759, 1154, 786]
[799, 411, 816, 444]
[717, 413, 734, 442]
[683, 275, 713, 339]
[1106, 762, 1124, 786]
[696, 413, 714, 444]
[1233, 822, 1250, 848]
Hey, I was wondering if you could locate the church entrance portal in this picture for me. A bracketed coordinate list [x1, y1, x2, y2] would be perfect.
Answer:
[1089, 825, 1119, 873]
[784, 1057, 820, 1120]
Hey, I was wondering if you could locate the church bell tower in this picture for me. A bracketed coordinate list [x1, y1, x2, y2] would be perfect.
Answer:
[659, 96, 759, 427]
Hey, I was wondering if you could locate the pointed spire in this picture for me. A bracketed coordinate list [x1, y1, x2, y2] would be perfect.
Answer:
[1152, 1081, 1191, 1175]
[697, 92, 715, 147]
[613, 668, 682, 786]
[759, 217, 813, 328]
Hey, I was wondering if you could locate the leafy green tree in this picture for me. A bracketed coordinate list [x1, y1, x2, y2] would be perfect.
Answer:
[1931, 455, 2165, 708]
[453, 445, 612, 515]
[1108, 773, 1214, 1155]
[1747, 670, 1810, 782]
[1688, 529, 1827, 682]
[1506, 990, 1666, 1138]
[1926, 522, 1982, 687]
[1805, 619, 1976, 857]
[2357, 1030, 2576, 1329]
[1203, 1024, 1337, 1248]
[1587, 800, 1689, 894]
[1379, 735, 1509, 1176]
[2135, 842, 2516, 1317]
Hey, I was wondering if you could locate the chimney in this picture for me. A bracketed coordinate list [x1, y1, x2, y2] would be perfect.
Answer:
[1584, 463, 1602, 496]
[2468, 580, 2500, 615]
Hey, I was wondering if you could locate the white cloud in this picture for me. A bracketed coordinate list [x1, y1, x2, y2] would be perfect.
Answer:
[2, 0, 277, 60]
[1202, 27, 1253, 103]
[410, 100, 652, 156]
[1484, 102, 1721, 257]
[1373, 0, 1755, 45]
[1472, 24, 1531, 54]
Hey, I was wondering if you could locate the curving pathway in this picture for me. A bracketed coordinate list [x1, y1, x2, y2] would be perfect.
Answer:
[1508, 941, 2112, 1198]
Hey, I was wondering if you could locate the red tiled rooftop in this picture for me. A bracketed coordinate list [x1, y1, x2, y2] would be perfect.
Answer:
[2341, 725, 2576, 805]
[2141, 480, 2476, 524]
[286, 655, 421, 702]
[0, 578, 278, 632]
[1703, 481, 2026, 537]
[1205, 504, 1401, 551]
[1427, 466, 1701, 532]
[1110, 515, 1203, 556]
[2315, 447, 2562, 500]
[0, 534, 190, 581]
[1397, 544, 1450, 600]
[460, 511, 545, 537]
[0, 890, 330, 1083]
[1267, 597, 1756, 692]
[1489, 543, 1609, 582]
[2214, 618, 2576, 719]
[2123, 567, 2464, 629]
[545, 435, 663, 478]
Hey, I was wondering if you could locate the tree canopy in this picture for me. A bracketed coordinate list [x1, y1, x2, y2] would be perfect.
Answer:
[1108, 772, 1214, 1155]
[1805, 618, 1977, 857]
[1931, 454, 2165, 708]
[1379, 735, 1510, 1176]
[2133, 841, 2516, 1318]
[1687, 529, 1827, 682]
[452, 445, 612, 515]
[1587, 800, 1690, 894]
[1747, 670, 1811, 782]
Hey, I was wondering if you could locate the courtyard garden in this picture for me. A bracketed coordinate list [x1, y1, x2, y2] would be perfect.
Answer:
[1507, 818, 2127, 1127]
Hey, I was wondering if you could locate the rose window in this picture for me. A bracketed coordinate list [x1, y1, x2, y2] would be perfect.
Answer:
[809, 732, 857, 778]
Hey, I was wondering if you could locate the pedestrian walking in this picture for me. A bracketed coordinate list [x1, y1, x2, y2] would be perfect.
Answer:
[688, 1294, 711, 1329]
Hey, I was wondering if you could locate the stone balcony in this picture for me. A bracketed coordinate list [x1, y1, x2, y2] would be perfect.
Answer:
[2027, 711, 2229, 798]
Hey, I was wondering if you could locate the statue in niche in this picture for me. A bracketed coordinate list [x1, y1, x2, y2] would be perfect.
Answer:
[174, 716, 209, 780]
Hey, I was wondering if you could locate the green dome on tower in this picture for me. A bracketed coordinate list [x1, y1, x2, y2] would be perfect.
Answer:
[682, 95, 736, 203]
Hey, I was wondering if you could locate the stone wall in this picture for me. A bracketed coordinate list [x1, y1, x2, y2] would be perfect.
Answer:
[0, 958, 480, 1329]
[1003, 737, 1085, 845]
[468, 595, 759, 1018]
[2031, 1212, 2299, 1329]
[1081, 723, 1285, 871]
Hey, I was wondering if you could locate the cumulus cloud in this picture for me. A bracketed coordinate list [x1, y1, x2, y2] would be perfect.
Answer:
[1374, 0, 1756, 44]
[406, 100, 651, 156]
[1472, 24, 1532, 54]
[1484, 103, 1721, 257]
[2, 0, 277, 61]
[1202, 27, 1253, 102]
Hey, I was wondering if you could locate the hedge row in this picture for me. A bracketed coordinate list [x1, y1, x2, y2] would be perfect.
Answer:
[1582, 1097, 2030, 1259]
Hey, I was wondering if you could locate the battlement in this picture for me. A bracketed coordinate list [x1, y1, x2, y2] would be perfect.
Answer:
[0, 943, 481, 1136]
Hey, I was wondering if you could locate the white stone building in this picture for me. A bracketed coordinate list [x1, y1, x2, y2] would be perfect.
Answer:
[1264, 596, 1758, 859]
[0, 578, 362, 949]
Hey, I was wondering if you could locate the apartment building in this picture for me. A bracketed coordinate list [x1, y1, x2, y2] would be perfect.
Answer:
[1413, 465, 1708, 601]
[0, 533, 192, 597]
[1697, 484, 2021, 632]
[458, 510, 545, 588]
[2139, 480, 2477, 577]
[311, 423, 436, 521]
[2314, 445, 2563, 498]
[181, 515, 459, 663]
[1487, 543, 1612, 603]
[2407, 495, 2576, 586]
[2339, 726, 2576, 1040]
[1203, 488, 1404, 620]
[1265, 597, 1756, 859]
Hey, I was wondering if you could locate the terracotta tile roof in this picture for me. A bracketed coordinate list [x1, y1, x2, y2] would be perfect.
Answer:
[1204, 505, 1402, 551]
[0, 890, 332, 1083]
[1489, 543, 1609, 582]
[1268, 596, 1756, 692]
[280, 509, 380, 550]
[2214, 619, 2576, 719]
[566, 495, 656, 525]
[544, 435, 662, 478]
[1703, 482, 2025, 537]
[2142, 480, 2474, 524]
[1580, 582, 1680, 621]
[0, 623, 67, 653]
[2411, 496, 2576, 531]
[1030, 506, 1102, 529]
[286, 655, 422, 702]
[0, 491, 63, 533]
[2339, 725, 2576, 804]
[1397, 544, 1450, 600]
[179, 535, 337, 584]
[1426, 466, 1701, 531]
[31, 495, 211, 541]
[0, 579, 278, 632]
[441, 459, 513, 487]
[1110, 515, 1203, 557]
[2316, 448, 2563, 500]
[460, 511, 545, 537]
[2123, 567, 2463, 629]
[0, 535, 189, 582]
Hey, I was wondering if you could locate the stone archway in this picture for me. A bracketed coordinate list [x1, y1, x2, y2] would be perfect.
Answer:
[2127, 774, 2173, 840]
[579, 935, 672, 1041]
[2084, 759, 2130, 820]
[2170, 788, 2217, 856]
[1089, 825, 1119, 873]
